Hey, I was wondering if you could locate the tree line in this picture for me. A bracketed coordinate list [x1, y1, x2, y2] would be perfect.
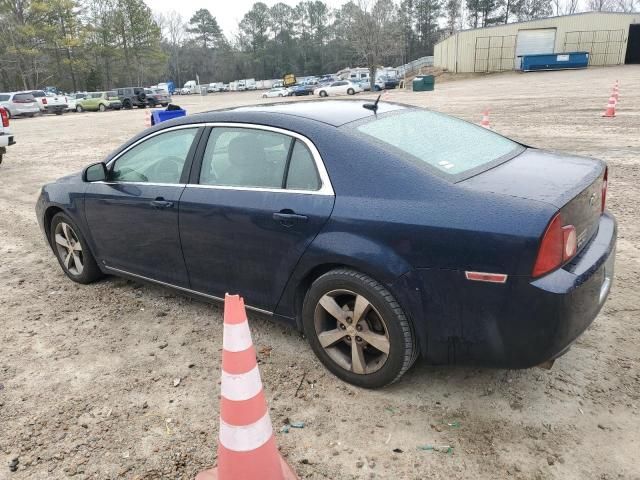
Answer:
[0, 0, 636, 93]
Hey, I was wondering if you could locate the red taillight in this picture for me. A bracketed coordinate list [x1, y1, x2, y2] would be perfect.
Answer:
[42, 97, 47, 105]
[532, 214, 577, 278]
[0, 107, 8, 128]
[601, 167, 608, 213]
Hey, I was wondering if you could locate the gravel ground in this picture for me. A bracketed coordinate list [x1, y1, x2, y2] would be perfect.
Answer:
[1, 65, 639, 480]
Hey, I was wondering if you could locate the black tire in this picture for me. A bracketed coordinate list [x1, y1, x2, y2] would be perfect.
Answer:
[147, 99, 156, 108]
[138, 103, 146, 109]
[302, 268, 417, 388]
[347, 88, 355, 95]
[50, 212, 103, 284]
[161, 103, 168, 107]
[55, 110, 63, 115]
[319, 90, 327, 97]
[123, 99, 132, 109]
[98, 103, 106, 112]
[76, 105, 83, 113]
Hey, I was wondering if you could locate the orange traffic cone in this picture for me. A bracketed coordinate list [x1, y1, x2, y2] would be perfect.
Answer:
[480, 109, 490, 128]
[144, 110, 152, 128]
[602, 95, 616, 118]
[196, 295, 298, 480]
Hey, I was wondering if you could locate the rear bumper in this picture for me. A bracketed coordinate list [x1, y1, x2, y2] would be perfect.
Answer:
[14, 107, 40, 116]
[405, 212, 616, 367]
[45, 105, 67, 113]
[0, 133, 15, 147]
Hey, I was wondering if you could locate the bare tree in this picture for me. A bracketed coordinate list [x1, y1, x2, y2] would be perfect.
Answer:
[350, 0, 403, 89]
[588, 0, 614, 10]
[616, 0, 636, 11]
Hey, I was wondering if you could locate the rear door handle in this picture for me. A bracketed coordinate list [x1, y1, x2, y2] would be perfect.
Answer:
[150, 198, 174, 209]
[273, 211, 308, 227]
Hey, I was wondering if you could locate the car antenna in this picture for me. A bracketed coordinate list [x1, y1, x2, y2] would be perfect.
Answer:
[363, 94, 382, 114]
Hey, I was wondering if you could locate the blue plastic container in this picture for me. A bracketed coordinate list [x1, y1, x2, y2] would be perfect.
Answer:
[151, 108, 186, 125]
[519, 52, 589, 72]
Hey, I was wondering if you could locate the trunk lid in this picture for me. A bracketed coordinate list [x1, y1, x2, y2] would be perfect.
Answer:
[462, 148, 606, 251]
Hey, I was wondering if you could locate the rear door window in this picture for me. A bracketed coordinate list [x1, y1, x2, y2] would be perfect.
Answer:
[199, 127, 291, 189]
[286, 141, 320, 191]
[0, 94, 9, 101]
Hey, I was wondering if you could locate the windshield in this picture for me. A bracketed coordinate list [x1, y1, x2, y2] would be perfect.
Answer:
[348, 110, 522, 180]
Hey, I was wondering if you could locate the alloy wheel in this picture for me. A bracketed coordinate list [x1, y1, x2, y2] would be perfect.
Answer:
[54, 222, 84, 276]
[314, 289, 390, 375]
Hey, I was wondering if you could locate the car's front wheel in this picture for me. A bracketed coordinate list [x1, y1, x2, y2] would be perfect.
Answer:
[76, 105, 83, 112]
[303, 269, 417, 388]
[99, 104, 106, 112]
[319, 90, 328, 97]
[50, 212, 103, 284]
[347, 88, 355, 95]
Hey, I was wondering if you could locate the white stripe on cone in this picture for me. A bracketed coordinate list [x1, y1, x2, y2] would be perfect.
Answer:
[219, 410, 274, 452]
[223, 320, 252, 352]
[221, 364, 263, 401]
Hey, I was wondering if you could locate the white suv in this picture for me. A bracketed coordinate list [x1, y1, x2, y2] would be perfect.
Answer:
[0, 107, 16, 165]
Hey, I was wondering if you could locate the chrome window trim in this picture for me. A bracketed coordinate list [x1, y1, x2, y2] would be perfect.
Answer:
[104, 122, 334, 196]
[92, 181, 187, 188]
[103, 265, 273, 316]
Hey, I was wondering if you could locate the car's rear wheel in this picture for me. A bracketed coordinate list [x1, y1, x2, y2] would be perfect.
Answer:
[123, 99, 132, 109]
[302, 269, 417, 388]
[50, 212, 103, 284]
[319, 90, 327, 97]
[347, 88, 355, 95]
[99, 104, 106, 112]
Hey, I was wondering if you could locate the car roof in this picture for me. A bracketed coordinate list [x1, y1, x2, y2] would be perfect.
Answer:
[230, 100, 407, 127]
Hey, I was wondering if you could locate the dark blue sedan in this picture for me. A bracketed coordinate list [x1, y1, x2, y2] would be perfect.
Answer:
[36, 100, 616, 388]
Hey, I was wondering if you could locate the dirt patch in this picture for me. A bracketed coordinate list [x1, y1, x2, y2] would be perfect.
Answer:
[1, 65, 639, 479]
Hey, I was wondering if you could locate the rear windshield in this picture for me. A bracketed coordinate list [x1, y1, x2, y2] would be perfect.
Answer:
[31, 91, 45, 97]
[14, 93, 35, 102]
[348, 110, 522, 180]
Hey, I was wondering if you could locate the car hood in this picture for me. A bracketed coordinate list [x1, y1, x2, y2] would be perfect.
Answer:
[461, 148, 604, 208]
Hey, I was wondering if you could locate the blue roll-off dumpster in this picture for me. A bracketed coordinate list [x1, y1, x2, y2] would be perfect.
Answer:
[151, 107, 187, 125]
[519, 52, 589, 72]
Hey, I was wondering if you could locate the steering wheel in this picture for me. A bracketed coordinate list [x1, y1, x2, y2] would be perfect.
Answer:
[148, 156, 183, 183]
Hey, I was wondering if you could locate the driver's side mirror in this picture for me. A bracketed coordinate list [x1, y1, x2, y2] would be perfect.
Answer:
[83, 162, 108, 182]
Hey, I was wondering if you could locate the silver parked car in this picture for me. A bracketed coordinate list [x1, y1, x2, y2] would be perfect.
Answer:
[0, 92, 41, 118]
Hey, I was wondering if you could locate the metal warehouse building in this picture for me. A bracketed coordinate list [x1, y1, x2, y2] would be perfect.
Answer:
[434, 12, 640, 73]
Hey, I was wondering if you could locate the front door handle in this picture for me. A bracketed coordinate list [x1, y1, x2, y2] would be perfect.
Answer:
[273, 211, 308, 227]
[150, 198, 174, 209]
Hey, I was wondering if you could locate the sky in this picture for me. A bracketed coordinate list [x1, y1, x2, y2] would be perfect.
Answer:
[146, 0, 350, 38]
